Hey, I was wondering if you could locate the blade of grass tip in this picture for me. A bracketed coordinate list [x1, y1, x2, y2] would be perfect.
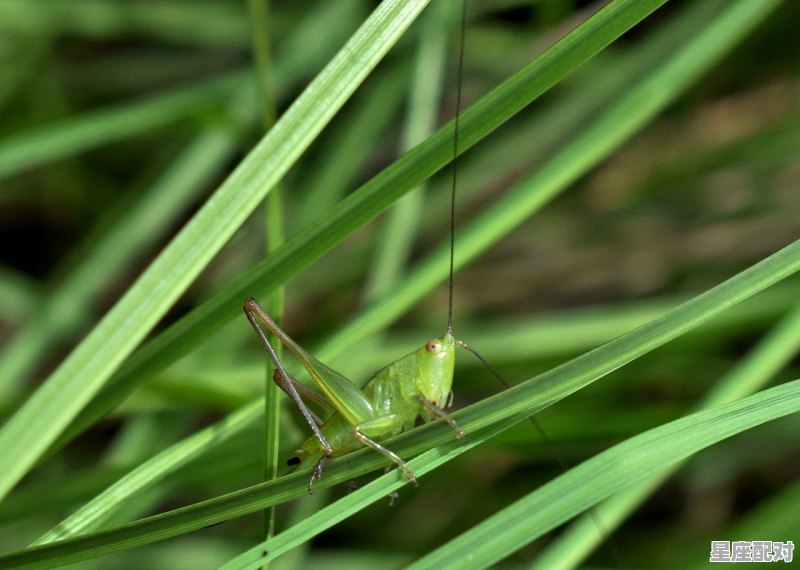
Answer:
[58, 0, 672, 449]
[0, 72, 244, 180]
[247, 0, 284, 559]
[0, 80, 257, 400]
[4, 236, 800, 568]
[0, 0, 433, 503]
[363, 0, 450, 305]
[532, 298, 800, 570]
[406, 380, 800, 570]
[316, 0, 765, 362]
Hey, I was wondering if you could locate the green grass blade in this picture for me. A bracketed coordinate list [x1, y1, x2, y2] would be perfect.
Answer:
[60, 0, 671, 447]
[0, 0, 432, 502]
[407, 380, 800, 570]
[32, 400, 261, 545]
[1, 236, 798, 568]
[0, 2, 358, 399]
[294, 63, 410, 225]
[0, 73, 243, 180]
[533, 299, 800, 570]
[363, 1, 450, 304]
[0, 0, 248, 46]
[219, 417, 522, 570]
[248, 0, 284, 556]
[42, 286, 795, 544]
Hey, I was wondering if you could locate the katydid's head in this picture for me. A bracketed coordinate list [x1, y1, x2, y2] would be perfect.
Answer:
[417, 332, 456, 408]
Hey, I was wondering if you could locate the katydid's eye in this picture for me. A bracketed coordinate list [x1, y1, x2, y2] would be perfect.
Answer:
[287, 457, 300, 466]
[426, 339, 440, 353]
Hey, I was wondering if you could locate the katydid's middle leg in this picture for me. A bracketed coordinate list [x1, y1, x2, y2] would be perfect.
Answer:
[353, 415, 417, 484]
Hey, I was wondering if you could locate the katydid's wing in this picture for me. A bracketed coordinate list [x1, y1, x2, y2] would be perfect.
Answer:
[281, 336, 375, 425]
[245, 299, 375, 425]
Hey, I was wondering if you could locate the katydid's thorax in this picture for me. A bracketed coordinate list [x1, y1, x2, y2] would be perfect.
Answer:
[365, 331, 456, 418]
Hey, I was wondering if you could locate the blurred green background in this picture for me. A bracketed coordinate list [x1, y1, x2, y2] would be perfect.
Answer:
[1, 0, 799, 568]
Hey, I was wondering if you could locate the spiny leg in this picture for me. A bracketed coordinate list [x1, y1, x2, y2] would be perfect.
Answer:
[244, 298, 334, 491]
[417, 396, 465, 439]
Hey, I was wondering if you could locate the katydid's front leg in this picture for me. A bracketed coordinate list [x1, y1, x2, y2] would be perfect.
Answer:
[417, 396, 465, 439]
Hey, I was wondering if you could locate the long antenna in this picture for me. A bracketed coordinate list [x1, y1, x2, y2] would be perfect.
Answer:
[446, 0, 467, 335]
[447, 4, 624, 566]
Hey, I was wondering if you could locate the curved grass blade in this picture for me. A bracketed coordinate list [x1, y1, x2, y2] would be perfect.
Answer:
[31, 400, 261, 545]
[2, 236, 799, 568]
[222, 379, 800, 570]
[0, 0, 433, 502]
[533, 299, 800, 570]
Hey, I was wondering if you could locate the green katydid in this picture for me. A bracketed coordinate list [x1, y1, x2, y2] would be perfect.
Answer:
[243, 299, 465, 492]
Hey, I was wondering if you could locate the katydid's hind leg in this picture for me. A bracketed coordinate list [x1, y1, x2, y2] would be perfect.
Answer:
[243, 299, 334, 463]
[417, 396, 465, 439]
[309, 455, 330, 494]
[352, 415, 416, 485]
[272, 369, 334, 426]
